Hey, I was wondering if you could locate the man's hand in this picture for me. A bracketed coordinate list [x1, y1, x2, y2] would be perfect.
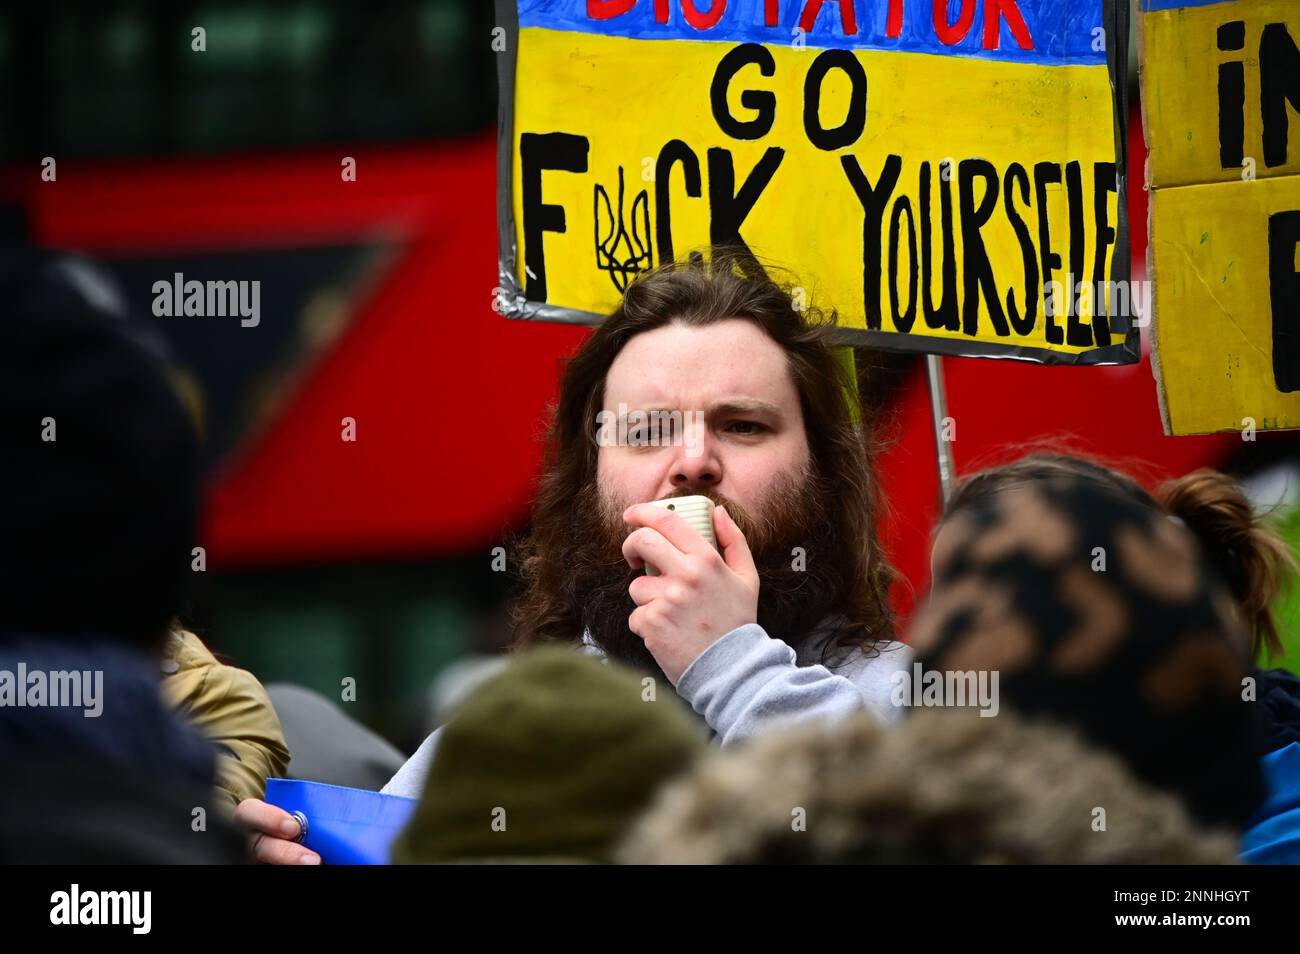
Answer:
[622, 503, 760, 685]
[234, 798, 322, 865]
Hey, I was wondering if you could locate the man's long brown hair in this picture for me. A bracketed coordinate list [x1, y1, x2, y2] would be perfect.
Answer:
[510, 253, 896, 661]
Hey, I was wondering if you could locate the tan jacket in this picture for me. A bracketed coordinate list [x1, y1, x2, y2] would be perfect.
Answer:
[162, 629, 290, 808]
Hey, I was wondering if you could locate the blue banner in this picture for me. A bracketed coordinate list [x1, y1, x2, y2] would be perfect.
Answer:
[266, 779, 417, 865]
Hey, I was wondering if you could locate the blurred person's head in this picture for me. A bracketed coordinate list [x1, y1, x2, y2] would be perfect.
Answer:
[512, 252, 895, 681]
[0, 245, 200, 651]
[618, 708, 1239, 864]
[390, 646, 706, 863]
[936, 453, 1297, 661]
[915, 469, 1265, 829]
[0, 758, 245, 864]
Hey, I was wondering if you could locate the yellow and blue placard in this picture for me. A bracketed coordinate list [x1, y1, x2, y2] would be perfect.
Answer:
[1141, 0, 1300, 434]
[496, 0, 1135, 364]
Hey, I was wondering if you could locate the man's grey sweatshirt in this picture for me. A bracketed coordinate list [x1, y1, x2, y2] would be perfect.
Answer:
[380, 618, 912, 798]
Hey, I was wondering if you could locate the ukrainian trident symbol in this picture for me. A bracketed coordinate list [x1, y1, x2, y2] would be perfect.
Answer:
[594, 165, 653, 293]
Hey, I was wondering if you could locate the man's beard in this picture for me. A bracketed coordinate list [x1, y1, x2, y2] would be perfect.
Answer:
[561, 467, 846, 683]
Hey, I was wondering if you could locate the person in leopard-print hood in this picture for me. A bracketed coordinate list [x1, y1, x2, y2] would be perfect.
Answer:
[910, 461, 1267, 832]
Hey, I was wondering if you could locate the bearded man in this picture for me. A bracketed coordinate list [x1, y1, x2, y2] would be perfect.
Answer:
[238, 256, 912, 863]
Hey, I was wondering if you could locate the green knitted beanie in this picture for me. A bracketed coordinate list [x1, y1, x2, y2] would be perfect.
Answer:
[391, 646, 707, 863]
